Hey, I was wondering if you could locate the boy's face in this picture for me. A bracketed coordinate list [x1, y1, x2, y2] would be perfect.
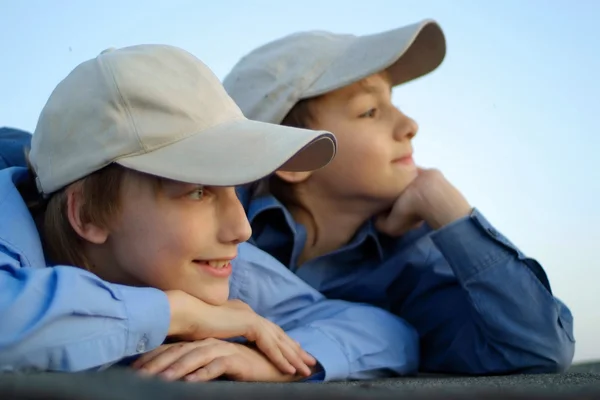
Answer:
[305, 73, 419, 208]
[93, 173, 252, 306]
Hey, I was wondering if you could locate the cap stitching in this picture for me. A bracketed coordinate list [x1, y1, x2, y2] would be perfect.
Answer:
[102, 55, 145, 152]
[270, 37, 352, 124]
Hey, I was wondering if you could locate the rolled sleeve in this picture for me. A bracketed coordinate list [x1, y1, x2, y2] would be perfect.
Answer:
[430, 208, 518, 283]
[116, 284, 171, 356]
[285, 326, 350, 382]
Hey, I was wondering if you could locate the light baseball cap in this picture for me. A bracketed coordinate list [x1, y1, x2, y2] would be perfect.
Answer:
[223, 19, 446, 125]
[30, 44, 337, 196]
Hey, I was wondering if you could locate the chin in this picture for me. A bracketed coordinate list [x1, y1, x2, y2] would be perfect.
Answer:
[198, 290, 230, 306]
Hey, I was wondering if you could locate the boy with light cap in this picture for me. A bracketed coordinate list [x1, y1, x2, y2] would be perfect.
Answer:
[224, 20, 575, 374]
[0, 44, 419, 381]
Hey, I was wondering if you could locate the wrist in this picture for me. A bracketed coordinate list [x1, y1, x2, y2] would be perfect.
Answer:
[165, 289, 198, 337]
[419, 185, 472, 230]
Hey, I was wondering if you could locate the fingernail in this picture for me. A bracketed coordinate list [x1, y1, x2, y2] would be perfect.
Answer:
[161, 369, 175, 379]
[137, 368, 152, 376]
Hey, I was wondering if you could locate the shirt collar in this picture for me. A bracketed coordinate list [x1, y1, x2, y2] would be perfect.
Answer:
[237, 186, 386, 261]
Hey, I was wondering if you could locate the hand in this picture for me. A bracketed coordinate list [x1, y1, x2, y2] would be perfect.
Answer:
[132, 339, 314, 382]
[375, 168, 472, 237]
[165, 291, 316, 376]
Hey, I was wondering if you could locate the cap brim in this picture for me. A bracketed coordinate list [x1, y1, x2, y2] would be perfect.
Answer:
[303, 19, 446, 98]
[115, 118, 336, 186]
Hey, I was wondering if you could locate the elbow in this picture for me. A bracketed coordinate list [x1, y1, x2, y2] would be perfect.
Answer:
[536, 341, 575, 374]
[509, 334, 575, 375]
[530, 324, 576, 374]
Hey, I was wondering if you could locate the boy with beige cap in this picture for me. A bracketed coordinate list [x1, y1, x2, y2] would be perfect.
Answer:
[0, 44, 419, 381]
[224, 19, 575, 374]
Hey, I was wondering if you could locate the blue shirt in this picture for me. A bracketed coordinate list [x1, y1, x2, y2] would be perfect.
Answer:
[237, 185, 576, 375]
[0, 160, 418, 379]
[0, 127, 30, 169]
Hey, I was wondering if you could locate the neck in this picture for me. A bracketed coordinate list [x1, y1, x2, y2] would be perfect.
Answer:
[287, 185, 390, 265]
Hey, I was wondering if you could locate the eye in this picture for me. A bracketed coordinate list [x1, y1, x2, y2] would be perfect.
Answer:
[188, 186, 205, 200]
[359, 108, 377, 118]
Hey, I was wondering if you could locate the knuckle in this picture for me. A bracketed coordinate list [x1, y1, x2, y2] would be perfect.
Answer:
[166, 342, 188, 353]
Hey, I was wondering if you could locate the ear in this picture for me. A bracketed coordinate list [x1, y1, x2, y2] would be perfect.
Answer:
[274, 170, 313, 184]
[66, 185, 109, 245]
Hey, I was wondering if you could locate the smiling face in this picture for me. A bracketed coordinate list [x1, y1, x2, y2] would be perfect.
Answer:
[300, 72, 419, 208]
[72, 168, 252, 306]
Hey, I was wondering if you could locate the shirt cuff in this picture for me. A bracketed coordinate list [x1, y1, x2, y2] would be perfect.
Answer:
[429, 208, 517, 283]
[114, 284, 170, 357]
[286, 326, 350, 382]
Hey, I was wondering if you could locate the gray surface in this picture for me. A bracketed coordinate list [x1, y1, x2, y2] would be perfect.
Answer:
[1, 363, 600, 399]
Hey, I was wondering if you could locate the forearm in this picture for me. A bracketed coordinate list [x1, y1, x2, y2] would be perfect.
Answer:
[281, 303, 419, 381]
[417, 209, 574, 373]
[0, 258, 170, 372]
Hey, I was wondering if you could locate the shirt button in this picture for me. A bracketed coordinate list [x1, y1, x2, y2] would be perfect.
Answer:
[136, 335, 149, 353]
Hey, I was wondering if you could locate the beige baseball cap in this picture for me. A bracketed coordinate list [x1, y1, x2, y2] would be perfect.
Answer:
[30, 44, 337, 196]
[223, 19, 446, 124]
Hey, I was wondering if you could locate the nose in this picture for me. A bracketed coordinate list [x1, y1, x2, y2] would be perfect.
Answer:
[392, 107, 418, 142]
[217, 188, 252, 245]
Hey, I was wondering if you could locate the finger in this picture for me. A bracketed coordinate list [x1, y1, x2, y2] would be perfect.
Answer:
[300, 349, 317, 367]
[184, 357, 229, 382]
[291, 339, 317, 366]
[158, 347, 216, 381]
[255, 333, 296, 375]
[132, 344, 177, 369]
[279, 333, 316, 370]
[137, 342, 195, 375]
[277, 336, 312, 377]
[270, 327, 314, 375]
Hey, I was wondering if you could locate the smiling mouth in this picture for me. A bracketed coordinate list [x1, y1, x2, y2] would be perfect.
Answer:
[192, 259, 234, 278]
[193, 259, 232, 268]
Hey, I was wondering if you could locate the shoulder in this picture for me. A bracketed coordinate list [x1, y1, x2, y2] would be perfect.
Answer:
[0, 167, 46, 268]
[0, 127, 32, 169]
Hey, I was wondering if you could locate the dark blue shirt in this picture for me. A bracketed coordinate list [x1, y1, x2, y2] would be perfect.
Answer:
[237, 185, 575, 375]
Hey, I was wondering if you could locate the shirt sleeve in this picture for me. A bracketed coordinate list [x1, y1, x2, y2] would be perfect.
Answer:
[230, 243, 419, 381]
[387, 208, 575, 374]
[0, 247, 171, 372]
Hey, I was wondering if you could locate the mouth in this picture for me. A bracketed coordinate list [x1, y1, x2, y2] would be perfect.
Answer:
[392, 153, 415, 166]
[193, 258, 234, 278]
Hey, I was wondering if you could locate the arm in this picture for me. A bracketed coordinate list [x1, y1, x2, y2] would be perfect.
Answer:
[386, 209, 574, 374]
[231, 242, 419, 381]
[1, 248, 313, 376]
[0, 249, 170, 372]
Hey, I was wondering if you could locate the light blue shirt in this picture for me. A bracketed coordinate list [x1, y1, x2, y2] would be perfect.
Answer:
[0, 165, 419, 380]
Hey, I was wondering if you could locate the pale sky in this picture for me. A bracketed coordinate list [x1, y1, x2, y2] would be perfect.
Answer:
[1, 0, 598, 362]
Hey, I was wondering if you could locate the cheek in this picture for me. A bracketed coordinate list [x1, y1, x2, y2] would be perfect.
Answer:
[329, 132, 392, 179]
[110, 207, 203, 287]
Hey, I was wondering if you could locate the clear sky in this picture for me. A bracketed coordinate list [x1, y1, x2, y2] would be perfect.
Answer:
[1, 0, 598, 362]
